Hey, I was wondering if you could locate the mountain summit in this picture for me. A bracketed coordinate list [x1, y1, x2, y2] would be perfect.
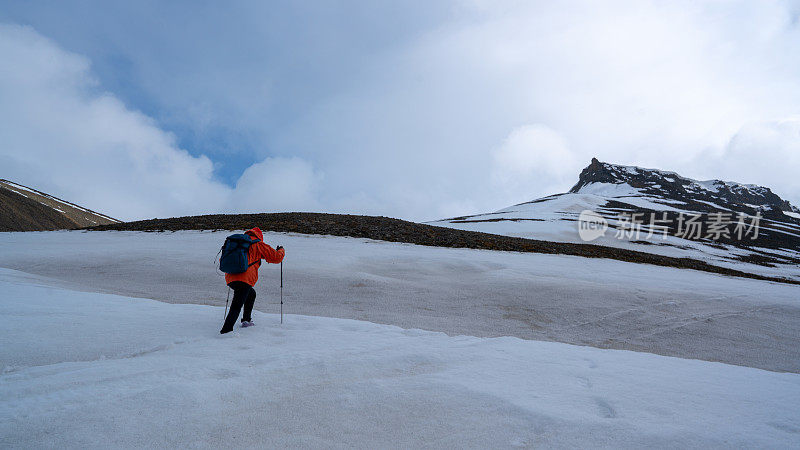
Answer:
[570, 158, 798, 218]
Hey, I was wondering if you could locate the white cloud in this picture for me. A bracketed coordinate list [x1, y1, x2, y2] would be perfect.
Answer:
[0, 24, 230, 220]
[277, 0, 800, 216]
[0, 24, 320, 221]
[711, 118, 800, 204]
[3, 0, 800, 222]
[231, 157, 322, 213]
[491, 124, 577, 204]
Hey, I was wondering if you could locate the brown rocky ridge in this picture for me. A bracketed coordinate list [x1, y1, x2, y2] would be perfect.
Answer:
[0, 179, 120, 231]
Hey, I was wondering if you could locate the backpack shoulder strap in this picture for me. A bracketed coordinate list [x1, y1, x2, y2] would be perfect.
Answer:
[246, 236, 261, 267]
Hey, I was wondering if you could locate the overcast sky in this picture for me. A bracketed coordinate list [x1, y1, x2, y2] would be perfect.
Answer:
[1, 0, 799, 221]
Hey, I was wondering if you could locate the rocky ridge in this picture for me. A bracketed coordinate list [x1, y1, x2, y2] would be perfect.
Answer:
[0, 179, 119, 231]
[570, 158, 799, 219]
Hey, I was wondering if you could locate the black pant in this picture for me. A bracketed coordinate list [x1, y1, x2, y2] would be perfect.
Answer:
[221, 281, 256, 333]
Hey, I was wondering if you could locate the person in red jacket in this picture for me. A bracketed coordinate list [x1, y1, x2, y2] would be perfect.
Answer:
[221, 227, 285, 334]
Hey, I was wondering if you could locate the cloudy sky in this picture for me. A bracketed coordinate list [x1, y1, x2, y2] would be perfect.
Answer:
[1, 0, 799, 221]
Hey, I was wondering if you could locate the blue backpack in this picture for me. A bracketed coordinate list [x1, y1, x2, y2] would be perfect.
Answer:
[219, 234, 261, 274]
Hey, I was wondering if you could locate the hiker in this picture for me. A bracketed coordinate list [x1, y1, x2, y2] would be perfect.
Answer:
[220, 227, 284, 334]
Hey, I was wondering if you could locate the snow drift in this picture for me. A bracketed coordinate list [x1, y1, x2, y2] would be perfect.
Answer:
[1, 268, 799, 448]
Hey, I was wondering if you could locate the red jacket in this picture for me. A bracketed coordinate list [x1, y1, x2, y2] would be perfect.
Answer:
[225, 227, 284, 287]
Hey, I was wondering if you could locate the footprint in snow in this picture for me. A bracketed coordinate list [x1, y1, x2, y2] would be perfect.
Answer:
[594, 397, 616, 419]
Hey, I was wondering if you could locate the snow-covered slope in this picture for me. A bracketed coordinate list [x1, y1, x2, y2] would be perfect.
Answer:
[2, 267, 799, 448]
[2, 230, 799, 373]
[433, 159, 800, 281]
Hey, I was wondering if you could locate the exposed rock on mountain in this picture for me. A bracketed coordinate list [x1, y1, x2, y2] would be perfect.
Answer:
[570, 158, 799, 219]
[0, 180, 119, 231]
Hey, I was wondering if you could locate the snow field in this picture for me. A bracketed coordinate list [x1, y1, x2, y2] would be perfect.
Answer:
[1, 268, 799, 448]
[1, 230, 800, 374]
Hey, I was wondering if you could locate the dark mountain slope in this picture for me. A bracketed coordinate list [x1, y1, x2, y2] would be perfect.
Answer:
[0, 187, 77, 231]
[0, 179, 120, 231]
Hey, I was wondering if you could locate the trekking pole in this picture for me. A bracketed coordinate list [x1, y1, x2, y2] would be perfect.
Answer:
[224, 286, 230, 322]
[280, 260, 283, 324]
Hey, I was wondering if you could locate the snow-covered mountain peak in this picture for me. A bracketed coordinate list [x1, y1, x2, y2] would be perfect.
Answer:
[569, 158, 798, 215]
[433, 158, 800, 280]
